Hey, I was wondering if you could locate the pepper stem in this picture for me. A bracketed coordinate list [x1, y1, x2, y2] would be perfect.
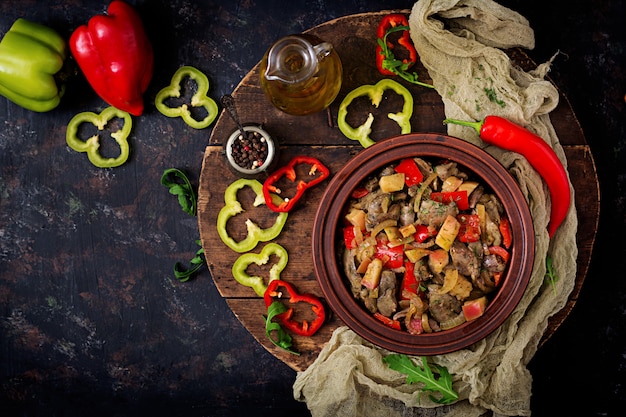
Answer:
[443, 118, 483, 135]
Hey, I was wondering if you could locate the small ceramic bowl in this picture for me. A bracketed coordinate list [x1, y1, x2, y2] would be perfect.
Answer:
[224, 125, 277, 178]
[312, 133, 535, 355]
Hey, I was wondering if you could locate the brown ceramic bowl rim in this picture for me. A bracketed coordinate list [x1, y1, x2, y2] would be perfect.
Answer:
[312, 133, 535, 355]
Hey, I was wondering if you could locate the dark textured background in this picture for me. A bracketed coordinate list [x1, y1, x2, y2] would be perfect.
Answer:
[0, 1, 624, 416]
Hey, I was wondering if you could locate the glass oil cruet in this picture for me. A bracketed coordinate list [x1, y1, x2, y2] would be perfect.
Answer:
[260, 34, 343, 116]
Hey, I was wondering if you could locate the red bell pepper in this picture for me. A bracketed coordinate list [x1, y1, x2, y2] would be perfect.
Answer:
[375, 239, 404, 269]
[488, 245, 510, 286]
[374, 312, 402, 330]
[430, 191, 469, 210]
[263, 279, 325, 337]
[488, 245, 510, 264]
[400, 261, 418, 299]
[343, 225, 357, 250]
[394, 158, 424, 187]
[70, 0, 154, 116]
[375, 14, 433, 88]
[499, 215, 512, 249]
[262, 156, 330, 212]
[351, 187, 370, 199]
[414, 224, 432, 243]
[457, 214, 481, 243]
[376, 14, 417, 76]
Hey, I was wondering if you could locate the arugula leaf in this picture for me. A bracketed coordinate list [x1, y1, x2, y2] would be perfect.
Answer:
[161, 168, 197, 216]
[161, 169, 205, 282]
[173, 240, 206, 282]
[384, 354, 458, 404]
[544, 255, 559, 296]
[264, 301, 300, 355]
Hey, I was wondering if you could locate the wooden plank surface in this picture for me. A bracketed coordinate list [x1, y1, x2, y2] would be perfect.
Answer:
[197, 11, 599, 372]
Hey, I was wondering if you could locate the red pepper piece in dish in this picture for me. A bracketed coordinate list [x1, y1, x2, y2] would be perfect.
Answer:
[262, 156, 330, 212]
[70, 0, 153, 116]
[375, 238, 404, 269]
[374, 312, 402, 330]
[394, 158, 424, 187]
[457, 213, 481, 243]
[430, 191, 470, 210]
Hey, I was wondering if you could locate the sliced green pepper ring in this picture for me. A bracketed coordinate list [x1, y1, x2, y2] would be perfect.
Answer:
[217, 178, 288, 253]
[155, 65, 219, 129]
[65, 106, 132, 168]
[232, 242, 288, 296]
[337, 78, 413, 148]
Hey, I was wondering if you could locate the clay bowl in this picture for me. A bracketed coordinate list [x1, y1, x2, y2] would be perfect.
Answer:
[312, 133, 535, 355]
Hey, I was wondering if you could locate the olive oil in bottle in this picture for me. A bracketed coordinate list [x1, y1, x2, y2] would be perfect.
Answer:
[260, 34, 343, 116]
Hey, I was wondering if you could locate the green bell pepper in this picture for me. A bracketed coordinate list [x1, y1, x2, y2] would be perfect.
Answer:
[217, 178, 288, 253]
[337, 79, 413, 148]
[155, 65, 219, 129]
[0, 18, 68, 112]
[65, 106, 132, 168]
[232, 242, 288, 296]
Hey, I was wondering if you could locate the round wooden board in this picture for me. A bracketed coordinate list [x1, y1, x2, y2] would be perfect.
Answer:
[197, 11, 599, 372]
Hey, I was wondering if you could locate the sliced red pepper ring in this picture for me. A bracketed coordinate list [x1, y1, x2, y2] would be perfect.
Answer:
[155, 65, 219, 129]
[375, 14, 433, 88]
[376, 14, 416, 76]
[263, 279, 325, 337]
[65, 106, 132, 168]
[262, 156, 330, 212]
[337, 79, 413, 148]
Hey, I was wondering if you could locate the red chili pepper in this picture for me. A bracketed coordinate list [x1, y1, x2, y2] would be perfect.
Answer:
[376, 14, 417, 76]
[70, 1, 154, 116]
[444, 115, 571, 238]
[430, 191, 470, 210]
[373, 312, 402, 330]
[262, 156, 330, 212]
[263, 280, 325, 337]
[457, 213, 481, 243]
[394, 158, 424, 187]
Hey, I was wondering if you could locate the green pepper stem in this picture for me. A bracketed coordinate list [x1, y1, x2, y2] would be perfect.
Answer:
[443, 118, 484, 135]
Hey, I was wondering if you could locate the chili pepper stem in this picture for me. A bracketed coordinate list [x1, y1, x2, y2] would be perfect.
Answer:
[443, 118, 483, 135]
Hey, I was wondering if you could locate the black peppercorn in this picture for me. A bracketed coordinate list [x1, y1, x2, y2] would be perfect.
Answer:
[230, 130, 268, 170]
